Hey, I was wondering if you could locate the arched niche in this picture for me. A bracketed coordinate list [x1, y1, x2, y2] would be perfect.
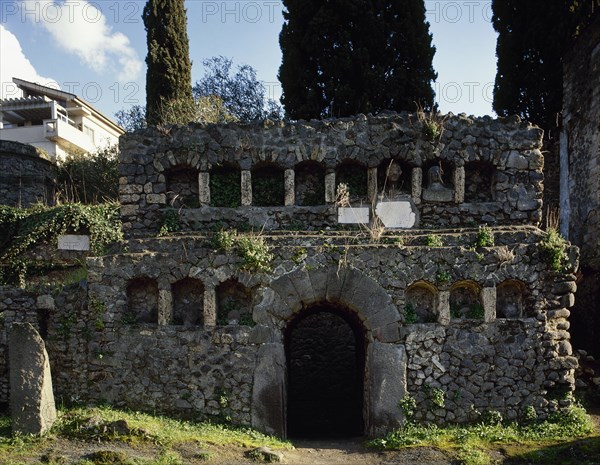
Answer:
[336, 161, 368, 203]
[449, 281, 483, 320]
[405, 281, 438, 323]
[252, 163, 285, 206]
[377, 159, 412, 199]
[465, 161, 496, 202]
[422, 160, 454, 203]
[216, 278, 253, 326]
[496, 280, 527, 318]
[210, 164, 241, 207]
[172, 278, 204, 326]
[166, 164, 199, 208]
[295, 161, 326, 206]
[126, 277, 158, 324]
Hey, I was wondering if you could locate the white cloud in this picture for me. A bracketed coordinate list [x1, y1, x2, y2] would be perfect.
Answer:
[22, 0, 143, 82]
[0, 24, 59, 99]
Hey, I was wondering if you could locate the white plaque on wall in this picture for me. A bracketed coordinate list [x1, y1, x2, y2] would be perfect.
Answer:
[375, 201, 417, 228]
[338, 207, 370, 224]
[58, 235, 90, 251]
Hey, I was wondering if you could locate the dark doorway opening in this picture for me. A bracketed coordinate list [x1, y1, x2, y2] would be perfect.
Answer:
[285, 303, 365, 438]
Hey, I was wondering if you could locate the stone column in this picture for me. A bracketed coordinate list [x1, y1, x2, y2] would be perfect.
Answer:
[204, 287, 217, 326]
[437, 291, 450, 325]
[241, 170, 252, 206]
[284, 169, 295, 206]
[481, 287, 497, 323]
[325, 171, 336, 204]
[158, 289, 172, 326]
[412, 167, 422, 205]
[198, 172, 210, 206]
[454, 166, 465, 203]
[252, 343, 286, 437]
[368, 167, 378, 204]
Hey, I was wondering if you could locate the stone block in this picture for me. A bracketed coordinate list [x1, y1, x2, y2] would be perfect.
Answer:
[411, 167, 422, 204]
[481, 287, 497, 322]
[241, 170, 252, 206]
[325, 172, 336, 203]
[204, 287, 217, 326]
[284, 169, 295, 206]
[454, 166, 465, 203]
[199, 172, 210, 206]
[338, 207, 370, 224]
[9, 323, 57, 435]
[251, 343, 286, 437]
[146, 194, 166, 204]
[375, 201, 417, 228]
[369, 342, 406, 436]
[36, 295, 55, 310]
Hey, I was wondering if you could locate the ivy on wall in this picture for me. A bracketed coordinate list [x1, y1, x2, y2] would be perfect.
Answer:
[0, 203, 123, 287]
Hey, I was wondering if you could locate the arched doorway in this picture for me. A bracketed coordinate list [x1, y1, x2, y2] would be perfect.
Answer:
[285, 303, 365, 438]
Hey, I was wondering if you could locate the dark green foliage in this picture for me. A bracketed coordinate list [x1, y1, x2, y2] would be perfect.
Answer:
[252, 167, 285, 206]
[193, 56, 283, 122]
[210, 168, 242, 207]
[336, 164, 368, 200]
[57, 146, 119, 204]
[143, 0, 193, 125]
[0, 203, 122, 286]
[492, 0, 582, 138]
[278, 0, 437, 120]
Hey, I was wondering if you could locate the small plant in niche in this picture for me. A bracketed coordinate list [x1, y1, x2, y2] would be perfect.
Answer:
[403, 303, 418, 324]
[435, 270, 451, 283]
[398, 394, 417, 421]
[425, 384, 445, 409]
[466, 303, 485, 320]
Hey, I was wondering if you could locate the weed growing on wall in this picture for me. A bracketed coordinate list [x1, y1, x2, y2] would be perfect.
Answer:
[403, 303, 418, 324]
[540, 228, 570, 272]
[158, 209, 182, 236]
[0, 203, 122, 287]
[426, 234, 444, 247]
[212, 229, 273, 273]
[474, 226, 495, 247]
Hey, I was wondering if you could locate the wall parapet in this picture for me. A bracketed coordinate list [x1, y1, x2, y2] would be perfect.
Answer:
[119, 113, 544, 235]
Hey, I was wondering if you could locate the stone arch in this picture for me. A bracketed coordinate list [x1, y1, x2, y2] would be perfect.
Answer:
[165, 164, 200, 208]
[171, 277, 204, 326]
[496, 279, 528, 318]
[465, 161, 496, 202]
[251, 266, 404, 438]
[405, 281, 438, 323]
[449, 280, 484, 320]
[295, 160, 325, 206]
[285, 302, 365, 437]
[126, 277, 158, 324]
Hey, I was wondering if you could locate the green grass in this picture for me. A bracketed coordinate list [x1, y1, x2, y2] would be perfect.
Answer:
[0, 406, 291, 464]
[369, 405, 595, 464]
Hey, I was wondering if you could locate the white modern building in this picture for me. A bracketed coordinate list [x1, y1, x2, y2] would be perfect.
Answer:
[0, 78, 124, 162]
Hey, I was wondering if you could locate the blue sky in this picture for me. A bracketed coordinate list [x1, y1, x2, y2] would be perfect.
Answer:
[0, 1, 498, 121]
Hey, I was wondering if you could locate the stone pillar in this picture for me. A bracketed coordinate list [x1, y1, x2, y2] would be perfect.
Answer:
[325, 171, 336, 204]
[158, 289, 172, 325]
[412, 167, 422, 205]
[369, 342, 406, 436]
[9, 323, 57, 435]
[481, 287, 497, 323]
[241, 170, 252, 206]
[368, 167, 378, 203]
[252, 343, 286, 437]
[284, 169, 295, 206]
[454, 166, 465, 204]
[204, 286, 217, 326]
[437, 291, 450, 325]
[198, 172, 210, 206]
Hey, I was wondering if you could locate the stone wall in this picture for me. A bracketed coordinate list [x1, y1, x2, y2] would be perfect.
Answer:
[0, 140, 56, 207]
[562, 17, 600, 356]
[0, 228, 578, 435]
[119, 113, 544, 236]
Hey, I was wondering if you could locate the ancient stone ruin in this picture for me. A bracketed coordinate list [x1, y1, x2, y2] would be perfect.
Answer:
[0, 112, 578, 438]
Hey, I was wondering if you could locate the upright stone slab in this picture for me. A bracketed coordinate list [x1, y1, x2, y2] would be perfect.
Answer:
[369, 341, 406, 436]
[252, 343, 286, 437]
[9, 323, 56, 435]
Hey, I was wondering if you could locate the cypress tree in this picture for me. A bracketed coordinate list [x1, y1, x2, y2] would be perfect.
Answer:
[492, 0, 576, 138]
[143, 0, 193, 125]
[278, 0, 436, 120]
